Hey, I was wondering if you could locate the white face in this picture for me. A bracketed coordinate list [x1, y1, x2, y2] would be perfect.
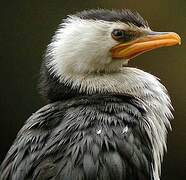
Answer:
[46, 16, 147, 77]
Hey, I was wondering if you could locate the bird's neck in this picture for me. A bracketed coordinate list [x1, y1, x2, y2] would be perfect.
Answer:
[40, 65, 171, 105]
[57, 67, 170, 101]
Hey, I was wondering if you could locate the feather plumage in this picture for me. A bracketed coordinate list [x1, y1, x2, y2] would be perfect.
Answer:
[0, 94, 153, 180]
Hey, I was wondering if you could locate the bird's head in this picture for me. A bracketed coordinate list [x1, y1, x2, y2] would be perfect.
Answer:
[46, 9, 180, 77]
[41, 9, 181, 102]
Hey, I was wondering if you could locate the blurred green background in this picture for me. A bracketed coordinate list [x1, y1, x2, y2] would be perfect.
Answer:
[0, 0, 185, 179]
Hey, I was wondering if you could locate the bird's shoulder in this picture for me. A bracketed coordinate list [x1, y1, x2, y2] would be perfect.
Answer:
[0, 102, 64, 180]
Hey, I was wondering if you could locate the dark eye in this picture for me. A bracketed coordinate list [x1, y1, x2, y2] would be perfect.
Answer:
[112, 29, 124, 37]
[112, 29, 134, 42]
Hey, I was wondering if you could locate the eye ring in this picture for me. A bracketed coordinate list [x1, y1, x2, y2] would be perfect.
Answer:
[111, 29, 134, 42]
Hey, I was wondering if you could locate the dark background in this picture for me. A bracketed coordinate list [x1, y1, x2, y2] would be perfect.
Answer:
[0, 0, 185, 179]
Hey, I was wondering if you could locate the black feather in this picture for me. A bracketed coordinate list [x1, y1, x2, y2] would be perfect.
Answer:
[103, 152, 124, 180]
[75, 9, 149, 28]
[83, 153, 97, 180]
[0, 94, 153, 180]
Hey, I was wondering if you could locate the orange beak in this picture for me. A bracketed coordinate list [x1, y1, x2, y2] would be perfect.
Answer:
[111, 31, 181, 60]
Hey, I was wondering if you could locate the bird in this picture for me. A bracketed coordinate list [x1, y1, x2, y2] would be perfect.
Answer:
[0, 9, 181, 180]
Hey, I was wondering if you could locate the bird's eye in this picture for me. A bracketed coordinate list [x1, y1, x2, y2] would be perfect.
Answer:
[112, 29, 124, 37]
[112, 29, 134, 42]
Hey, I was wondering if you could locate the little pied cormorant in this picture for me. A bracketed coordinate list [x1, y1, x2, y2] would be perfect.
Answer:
[0, 9, 181, 180]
